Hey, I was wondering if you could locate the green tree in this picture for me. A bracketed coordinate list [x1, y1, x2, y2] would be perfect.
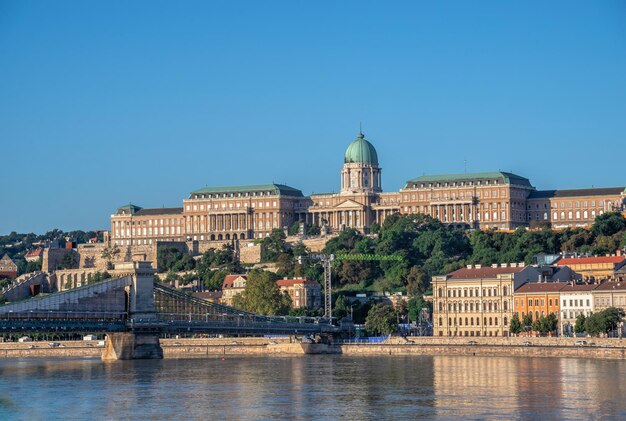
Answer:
[522, 313, 533, 334]
[574, 313, 586, 335]
[261, 229, 288, 262]
[59, 252, 78, 270]
[592, 212, 626, 237]
[100, 244, 120, 270]
[365, 303, 398, 336]
[509, 313, 522, 335]
[406, 266, 427, 296]
[231, 270, 291, 315]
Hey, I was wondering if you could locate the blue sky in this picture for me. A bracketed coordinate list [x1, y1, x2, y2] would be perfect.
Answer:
[1, 1, 625, 234]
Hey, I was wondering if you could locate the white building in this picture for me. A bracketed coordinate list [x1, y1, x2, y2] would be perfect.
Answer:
[559, 284, 595, 336]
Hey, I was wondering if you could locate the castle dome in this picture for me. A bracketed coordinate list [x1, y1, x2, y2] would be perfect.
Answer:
[344, 133, 379, 165]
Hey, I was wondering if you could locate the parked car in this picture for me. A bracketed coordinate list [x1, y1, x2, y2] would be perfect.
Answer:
[522, 341, 533, 346]
[574, 340, 587, 346]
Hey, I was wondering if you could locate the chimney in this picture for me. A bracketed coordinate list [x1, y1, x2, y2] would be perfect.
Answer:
[492, 264, 498, 268]
[518, 262, 525, 267]
[502, 263, 509, 268]
[475, 264, 482, 269]
[466, 265, 473, 269]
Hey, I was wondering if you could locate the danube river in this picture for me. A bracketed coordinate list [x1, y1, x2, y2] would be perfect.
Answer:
[1, 355, 625, 420]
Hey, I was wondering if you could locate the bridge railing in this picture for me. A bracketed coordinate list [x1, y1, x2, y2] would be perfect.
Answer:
[0, 311, 127, 322]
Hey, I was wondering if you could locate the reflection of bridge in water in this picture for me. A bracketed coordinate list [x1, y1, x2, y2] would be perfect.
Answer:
[0, 262, 338, 359]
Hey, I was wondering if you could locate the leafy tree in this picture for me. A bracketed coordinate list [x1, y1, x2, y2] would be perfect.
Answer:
[157, 246, 196, 272]
[59, 252, 78, 270]
[592, 212, 626, 237]
[25, 259, 42, 273]
[584, 307, 625, 337]
[574, 313, 586, 335]
[406, 266, 427, 296]
[522, 313, 533, 333]
[261, 229, 288, 262]
[365, 303, 398, 336]
[509, 313, 522, 335]
[100, 244, 120, 270]
[232, 270, 291, 315]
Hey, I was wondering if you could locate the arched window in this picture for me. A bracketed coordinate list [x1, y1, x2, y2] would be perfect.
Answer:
[465, 303, 468, 311]
[459, 318, 463, 326]
[470, 318, 474, 326]
[484, 317, 487, 326]
[504, 317, 508, 326]
[489, 302, 493, 311]
[503, 301, 508, 311]
[439, 317, 442, 326]
[449, 318, 452, 326]
[438, 288, 442, 297]
[535, 311, 539, 320]
[448, 304, 452, 311]
[465, 317, 468, 326]
[494, 302, 498, 311]
[439, 302, 443, 312]
[503, 286, 508, 296]
[495, 317, 498, 325]
[476, 318, 480, 326]
[489, 317, 493, 326]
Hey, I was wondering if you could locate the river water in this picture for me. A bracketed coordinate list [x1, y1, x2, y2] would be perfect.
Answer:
[0, 355, 625, 420]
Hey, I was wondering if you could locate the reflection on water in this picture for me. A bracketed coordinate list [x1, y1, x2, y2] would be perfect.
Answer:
[0, 355, 625, 420]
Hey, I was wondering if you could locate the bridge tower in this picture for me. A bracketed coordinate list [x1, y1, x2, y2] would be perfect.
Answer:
[102, 261, 163, 361]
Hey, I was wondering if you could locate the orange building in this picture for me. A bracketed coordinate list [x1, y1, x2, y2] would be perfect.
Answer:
[514, 282, 566, 334]
[220, 274, 248, 306]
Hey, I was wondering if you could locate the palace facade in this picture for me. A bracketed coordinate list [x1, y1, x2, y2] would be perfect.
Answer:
[109, 132, 626, 246]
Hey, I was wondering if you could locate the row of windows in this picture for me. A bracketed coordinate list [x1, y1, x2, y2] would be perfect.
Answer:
[193, 191, 275, 199]
[516, 311, 558, 320]
[114, 219, 180, 227]
[561, 299, 591, 308]
[186, 201, 279, 212]
[438, 330, 504, 337]
[115, 227, 183, 237]
[438, 287, 508, 298]
[409, 179, 503, 189]
[440, 301, 509, 312]
[438, 316, 508, 327]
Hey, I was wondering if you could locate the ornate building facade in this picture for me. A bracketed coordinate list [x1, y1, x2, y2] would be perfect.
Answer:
[109, 132, 626, 246]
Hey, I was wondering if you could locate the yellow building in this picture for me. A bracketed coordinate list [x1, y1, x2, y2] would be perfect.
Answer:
[220, 274, 247, 306]
[556, 255, 626, 280]
[432, 264, 541, 337]
[276, 278, 321, 309]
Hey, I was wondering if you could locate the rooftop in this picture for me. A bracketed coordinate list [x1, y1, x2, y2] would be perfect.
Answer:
[222, 274, 247, 289]
[133, 207, 183, 216]
[515, 282, 568, 293]
[557, 256, 626, 266]
[190, 184, 303, 197]
[447, 265, 527, 280]
[560, 283, 598, 292]
[405, 171, 532, 188]
[276, 278, 319, 287]
[592, 281, 626, 291]
[529, 187, 626, 199]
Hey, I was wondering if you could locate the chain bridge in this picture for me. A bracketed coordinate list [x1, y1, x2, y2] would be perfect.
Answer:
[0, 262, 338, 359]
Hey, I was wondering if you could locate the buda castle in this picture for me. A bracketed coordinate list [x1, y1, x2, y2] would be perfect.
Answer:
[109, 133, 625, 246]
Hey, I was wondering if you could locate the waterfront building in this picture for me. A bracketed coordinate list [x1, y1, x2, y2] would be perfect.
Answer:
[556, 255, 626, 280]
[0, 254, 17, 279]
[432, 263, 541, 337]
[276, 278, 321, 309]
[513, 282, 565, 334]
[108, 132, 626, 246]
[220, 274, 248, 306]
[559, 284, 596, 336]
[591, 281, 626, 312]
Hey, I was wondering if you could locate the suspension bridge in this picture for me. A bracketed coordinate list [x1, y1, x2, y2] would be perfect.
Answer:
[0, 261, 339, 359]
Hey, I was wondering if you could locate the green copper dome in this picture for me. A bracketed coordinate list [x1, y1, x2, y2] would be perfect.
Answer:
[344, 133, 379, 165]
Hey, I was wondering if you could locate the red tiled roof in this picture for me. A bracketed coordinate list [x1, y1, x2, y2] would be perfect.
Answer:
[222, 274, 247, 289]
[591, 281, 626, 291]
[515, 282, 568, 293]
[276, 278, 319, 287]
[557, 256, 626, 266]
[25, 249, 43, 258]
[448, 266, 526, 279]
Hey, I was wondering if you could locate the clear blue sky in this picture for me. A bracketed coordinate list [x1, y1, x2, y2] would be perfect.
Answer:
[1, 1, 625, 234]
